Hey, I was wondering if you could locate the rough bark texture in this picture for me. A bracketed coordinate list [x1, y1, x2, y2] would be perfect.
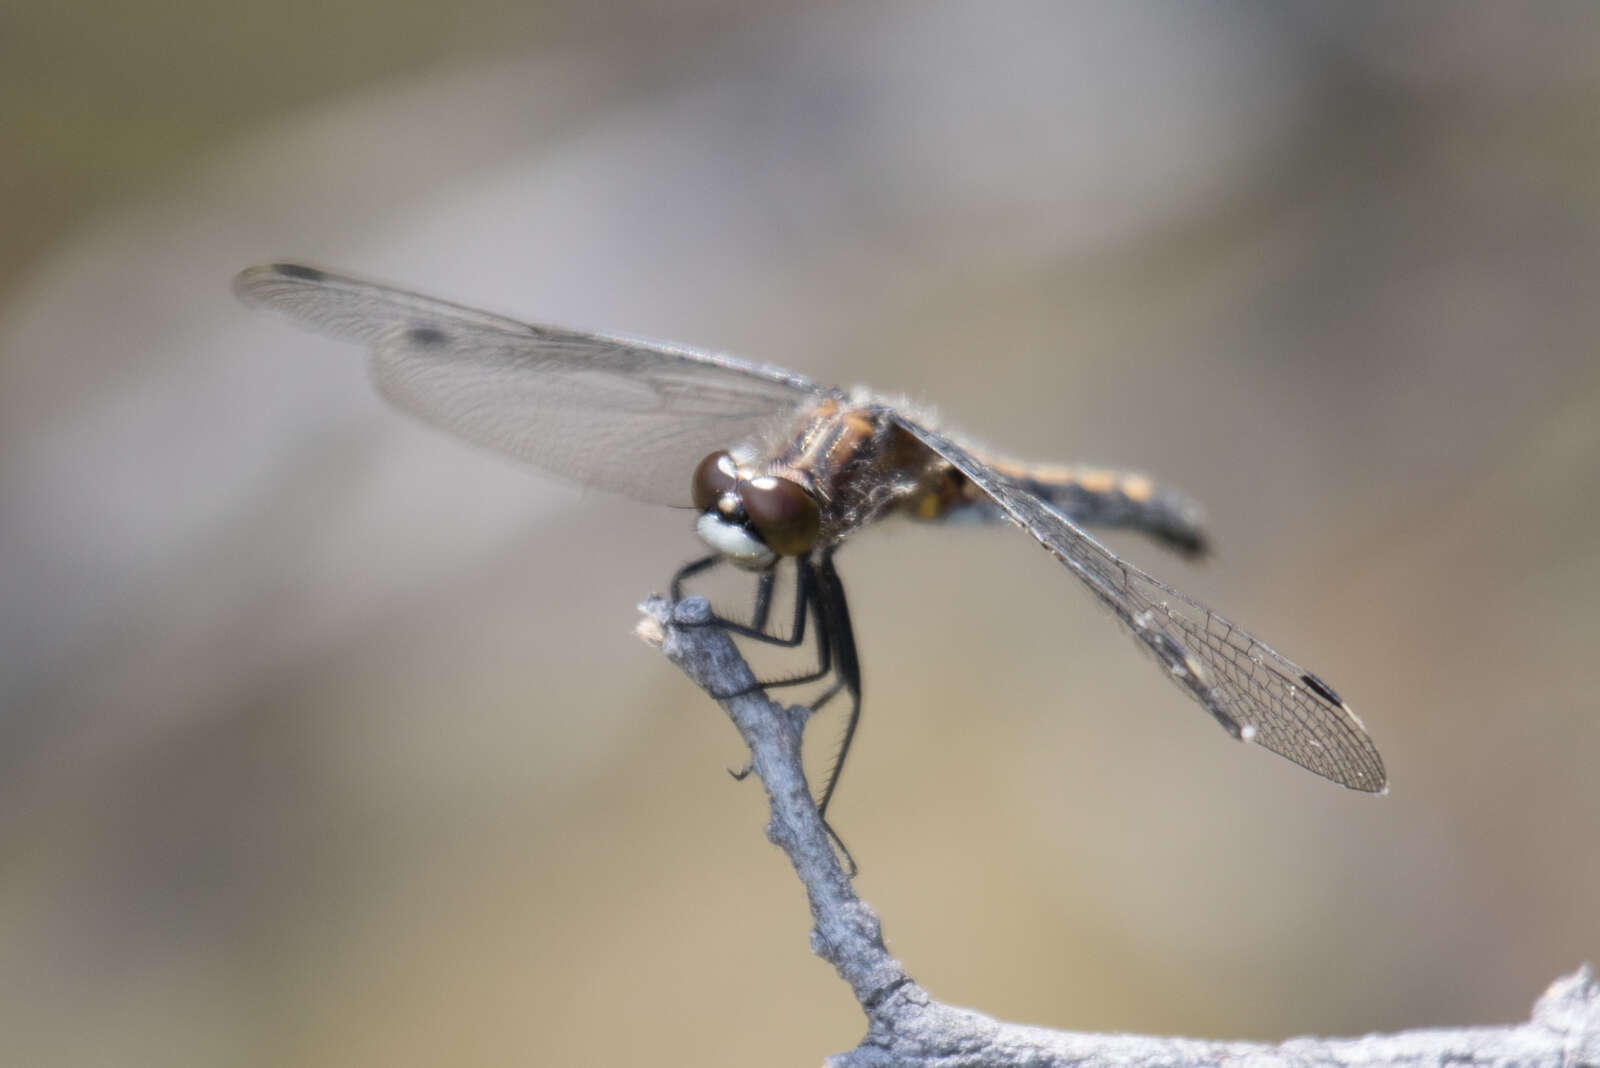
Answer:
[638, 596, 1600, 1068]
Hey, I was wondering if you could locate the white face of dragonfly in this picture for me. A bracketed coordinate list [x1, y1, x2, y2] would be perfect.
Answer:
[690, 450, 820, 570]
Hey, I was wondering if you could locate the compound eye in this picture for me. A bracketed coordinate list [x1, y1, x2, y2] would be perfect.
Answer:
[741, 476, 820, 557]
[691, 451, 739, 512]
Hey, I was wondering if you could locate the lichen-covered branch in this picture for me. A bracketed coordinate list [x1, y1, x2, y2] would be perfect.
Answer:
[637, 596, 1599, 1068]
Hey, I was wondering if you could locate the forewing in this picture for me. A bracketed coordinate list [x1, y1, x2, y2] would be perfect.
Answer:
[235, 264, 829, 505]
[894, 416, 1385, 792]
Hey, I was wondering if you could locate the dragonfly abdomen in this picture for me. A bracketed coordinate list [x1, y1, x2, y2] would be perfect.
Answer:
[910, 462, 1209, 558]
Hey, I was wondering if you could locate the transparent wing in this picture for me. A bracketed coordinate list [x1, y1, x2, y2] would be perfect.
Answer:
[234, 264, 829, 505]
[894, 415, 1386, 792]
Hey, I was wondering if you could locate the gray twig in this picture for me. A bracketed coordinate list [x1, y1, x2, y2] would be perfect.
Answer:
[637, 595, 1599, 1068]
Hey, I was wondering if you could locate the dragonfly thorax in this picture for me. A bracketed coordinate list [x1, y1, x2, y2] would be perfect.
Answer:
[691, 450, 821, 568]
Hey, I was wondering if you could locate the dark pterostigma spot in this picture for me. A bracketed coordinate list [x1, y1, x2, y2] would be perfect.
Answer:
[1300, 672, 1344, 707]
[406, 325, 449, 347]
[272, 264, 326, 282]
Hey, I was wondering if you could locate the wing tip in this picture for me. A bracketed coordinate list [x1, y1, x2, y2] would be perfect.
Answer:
[1330, 749, 1388, 795]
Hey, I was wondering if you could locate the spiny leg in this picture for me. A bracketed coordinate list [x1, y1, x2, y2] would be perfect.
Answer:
[670, 554, 719, 600]
[670, 557, 829, 703]
[811, 552, 862, 822]
[706, 553, 860, 857]
[671, 555, 810, 648]
[749, 569, 775, 633]
[672, 552, 862, 873]
[750, 558, 834, 690]
[708, 561, 831, 786]
[765, 555, 864, 875]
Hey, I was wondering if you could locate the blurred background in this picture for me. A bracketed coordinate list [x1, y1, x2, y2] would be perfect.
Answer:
[4, 2, 1599, 1065]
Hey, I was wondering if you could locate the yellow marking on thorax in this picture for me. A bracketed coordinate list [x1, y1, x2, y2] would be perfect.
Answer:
[770, 402, 887, 503]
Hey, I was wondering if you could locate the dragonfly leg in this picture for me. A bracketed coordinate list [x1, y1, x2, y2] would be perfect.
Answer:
[709, 560, 836, 696]
[671, 556, 828, 699]
[671, 556, 809, 647]
[679, 552, 859, 793]
[811, 552, 862, 822]
[669, 554, 720, 601]
[672, 551, 863, 875]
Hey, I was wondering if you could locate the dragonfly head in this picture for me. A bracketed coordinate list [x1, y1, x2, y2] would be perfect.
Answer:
[691, 450, 820, 568]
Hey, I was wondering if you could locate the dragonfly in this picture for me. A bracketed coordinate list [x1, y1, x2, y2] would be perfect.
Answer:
[235, 263, 1387, 826]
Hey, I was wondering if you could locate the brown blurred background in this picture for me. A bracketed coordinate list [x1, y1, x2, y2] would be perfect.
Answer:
[3, 3, 1599, 1065]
